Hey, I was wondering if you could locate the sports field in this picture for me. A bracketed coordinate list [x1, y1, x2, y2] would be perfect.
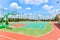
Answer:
[1, 22, 53, 37]
[0, 21, 60, 40]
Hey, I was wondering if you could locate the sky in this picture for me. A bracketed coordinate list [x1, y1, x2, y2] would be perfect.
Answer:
[0, 0, 60, 19]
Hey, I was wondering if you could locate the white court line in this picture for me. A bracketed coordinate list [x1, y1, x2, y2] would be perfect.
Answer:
[57, 38, 60, 40]
[0, 35, 16, 40]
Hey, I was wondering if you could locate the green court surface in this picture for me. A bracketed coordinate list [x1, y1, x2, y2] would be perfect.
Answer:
[2, 22, 53, 37]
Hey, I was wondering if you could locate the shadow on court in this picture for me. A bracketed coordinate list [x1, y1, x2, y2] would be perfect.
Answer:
[54, 23, 60, 29]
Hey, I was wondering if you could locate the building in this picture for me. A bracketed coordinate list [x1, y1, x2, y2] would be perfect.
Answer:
[56, 14, 60, 24]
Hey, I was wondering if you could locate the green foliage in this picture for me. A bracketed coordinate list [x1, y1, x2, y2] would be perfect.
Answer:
[54, 16, 59, 21]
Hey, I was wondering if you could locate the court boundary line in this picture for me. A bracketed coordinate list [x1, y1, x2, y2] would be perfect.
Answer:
[0, 35, 16, 40]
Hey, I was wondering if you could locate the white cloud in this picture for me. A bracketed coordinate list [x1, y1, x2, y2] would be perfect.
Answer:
[18, 7, 22, 9]
[0, 12, 3, 18]
[20, 0, 48, 5]
[4, 8, 8, 10]
[46, 9, 60, 18]
[10, 2, 22, 9]
[38, 14, 42, 17]
[29, 13, 33, 15]
[51, 9, 60, 14]
[26, 7, 31, 10]
[43, 4, 53, 10]
[43, 4, 54, 13]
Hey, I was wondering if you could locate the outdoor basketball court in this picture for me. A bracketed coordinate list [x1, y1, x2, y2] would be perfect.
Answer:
[0, 21, 60, 40]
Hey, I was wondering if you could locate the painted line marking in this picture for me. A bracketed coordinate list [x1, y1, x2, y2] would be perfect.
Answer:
[0, 35, 16, 40]
[57, 37, 60, 40]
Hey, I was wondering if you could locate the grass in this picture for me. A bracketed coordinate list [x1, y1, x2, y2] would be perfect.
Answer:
[1, 22, 53, 37]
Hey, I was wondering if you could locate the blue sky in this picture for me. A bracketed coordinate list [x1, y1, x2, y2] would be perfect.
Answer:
[0, 0, 60, 19]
